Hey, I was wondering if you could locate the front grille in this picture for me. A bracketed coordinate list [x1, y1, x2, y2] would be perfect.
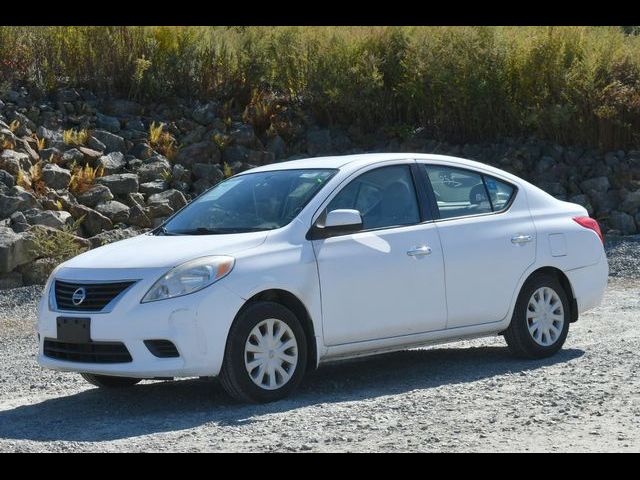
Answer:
[54, 280, 135, 312]
[144, 339, 180, 358]
[43, 338, 132, 363]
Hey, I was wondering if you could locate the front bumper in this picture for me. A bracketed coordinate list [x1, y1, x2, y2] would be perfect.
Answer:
[37, 267, 246, 378]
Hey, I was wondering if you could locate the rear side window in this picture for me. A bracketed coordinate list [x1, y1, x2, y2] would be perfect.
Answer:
[483, 176, 514, 212]
[327, 165, 420, 230]
[423, 165, 515, 219]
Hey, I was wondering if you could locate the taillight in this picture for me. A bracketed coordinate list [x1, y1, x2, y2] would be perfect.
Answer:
[573, 216, 604, 245]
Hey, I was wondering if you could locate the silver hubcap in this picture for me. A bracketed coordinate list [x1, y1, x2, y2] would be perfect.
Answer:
[244, 318, 298, 390]
[527, 287, 564, 347]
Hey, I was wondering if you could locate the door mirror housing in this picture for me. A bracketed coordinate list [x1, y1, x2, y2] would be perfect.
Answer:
[307, 209, 363, 239]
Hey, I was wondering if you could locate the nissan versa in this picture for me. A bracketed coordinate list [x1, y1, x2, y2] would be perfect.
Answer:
[37, 153, 609, 403]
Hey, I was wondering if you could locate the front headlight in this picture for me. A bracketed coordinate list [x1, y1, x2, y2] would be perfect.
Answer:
[141, 255, 235, 303]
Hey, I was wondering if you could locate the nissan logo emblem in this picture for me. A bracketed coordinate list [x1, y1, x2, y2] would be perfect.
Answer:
[71, 287, 87, 306]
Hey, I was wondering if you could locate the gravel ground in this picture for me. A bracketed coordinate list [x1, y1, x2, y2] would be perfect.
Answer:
[1, 239, 639, 452]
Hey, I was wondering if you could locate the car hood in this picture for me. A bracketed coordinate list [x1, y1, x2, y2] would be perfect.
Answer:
[62, 231, 269, 269]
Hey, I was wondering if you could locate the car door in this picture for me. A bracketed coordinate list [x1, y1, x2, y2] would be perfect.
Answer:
[417, 163, 536, 329]
[311, 162, 448, 346]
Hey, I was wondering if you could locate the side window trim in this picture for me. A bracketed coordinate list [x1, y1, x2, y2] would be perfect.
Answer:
[418, 163, 519, 222]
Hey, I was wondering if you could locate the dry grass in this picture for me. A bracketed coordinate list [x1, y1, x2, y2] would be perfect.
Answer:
[149, 122, 177, 160]
[63, 128, 89, 146]
[69, 164, 104, 195]
[16, 162, 48, 196]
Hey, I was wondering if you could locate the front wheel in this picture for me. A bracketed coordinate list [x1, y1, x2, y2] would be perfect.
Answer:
[80, 373, 141, 388]
[504, 273, 570, 359]
[219, 301, 307, 403]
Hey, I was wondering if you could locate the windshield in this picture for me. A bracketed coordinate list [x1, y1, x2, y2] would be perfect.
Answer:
[161, 169, 336, 235]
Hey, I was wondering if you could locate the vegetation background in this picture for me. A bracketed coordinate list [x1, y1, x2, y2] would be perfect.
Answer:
[1, 26, 640, 149]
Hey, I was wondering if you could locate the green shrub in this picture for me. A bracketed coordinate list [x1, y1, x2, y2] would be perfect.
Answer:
[2, 26, 640, 149]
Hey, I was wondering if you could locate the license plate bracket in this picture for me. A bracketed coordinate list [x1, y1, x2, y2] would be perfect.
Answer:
[57, 317, 91, 343]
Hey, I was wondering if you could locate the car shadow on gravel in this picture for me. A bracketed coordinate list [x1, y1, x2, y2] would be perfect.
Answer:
[0, 345, 583, 442]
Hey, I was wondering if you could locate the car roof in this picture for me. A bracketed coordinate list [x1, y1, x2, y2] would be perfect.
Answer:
[244, 153, 519, 182]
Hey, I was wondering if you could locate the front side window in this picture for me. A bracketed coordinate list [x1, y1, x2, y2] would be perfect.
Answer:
[423, 165, 516, 219]
[326, 165, 420, 230]
[163, 169, 335, 234]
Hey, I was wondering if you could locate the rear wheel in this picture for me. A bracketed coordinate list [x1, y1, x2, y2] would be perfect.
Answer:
[80, 373, 141, 388]
[504, 273, 570, 359]
[219, 301, 307, 403]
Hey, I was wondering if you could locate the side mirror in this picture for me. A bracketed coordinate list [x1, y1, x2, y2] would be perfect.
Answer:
[307, 209, 363, 240]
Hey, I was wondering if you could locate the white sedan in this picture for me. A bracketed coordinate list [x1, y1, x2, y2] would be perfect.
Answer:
[37, 153, 608, 403]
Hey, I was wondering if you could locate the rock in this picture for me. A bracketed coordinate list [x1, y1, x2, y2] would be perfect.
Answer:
[140, 181, 168, 195]
[620, 190, 640, 214]
[535, 156, 556, 175]
[569, 194, 594, 216]
[39, 147, 62, 162]
[36, 126, 63, 144]
[191, 102, 218, 125]
[0, 271, 23, 289]
[7, 110, 36, 131]
[580, 176, 610, 193]
[56, 88, 81, 103]
[608, 211, 637, 235]
[192, 163, 224, 183]
[76, 184, 113, 208]
[97, 151, 126, 174]
[0, 226, 35, 273]
[91, 129, 126, 153]
[0, 150, 31, 176]
[19, 258, 58, 285]
[0, 170, 15, 188]
[127, 203, 152, 228]
[147, 201, 174, 218]
[267, 135, 286, 160]
[9, 211, 29, 232]
[538, 181, 566, 198]
[223, 145, 251, 164]
[125, 192, 146, 208]
[130, 142, 152, 160]
[589, 190, 620, 217]
[306, 129, 332, 156]
[86, 136, 106, 152]
[125, 118, 145, 131]
[41, 163, 71, 190]
[138, 159, 171, 183]
[23, 209, 72, 229]
[103, 99, 143, 116]
[95, 200, 130, 224]
[230, 124, 256, 147]
[88, 226, 145, 249]
[60, 148, 85, 167]
[247, 150, 274, 166]
[192, 178, 214, 195]
[67, 203, 113, 237]
[17, 138, 39, 162]
[96, 112, 121, 132]
[78, 146, 103, 163]
[147, 189, 187, 211]
[175, 141, 220, 168]
[96, 173, 139, 195]
[0, 186, 41, 219]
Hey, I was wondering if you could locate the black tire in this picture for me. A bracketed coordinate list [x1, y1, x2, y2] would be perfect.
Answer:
[80, 373, 141, 388]
[219, 301, 307, 403]
[504, 273, 571, 359]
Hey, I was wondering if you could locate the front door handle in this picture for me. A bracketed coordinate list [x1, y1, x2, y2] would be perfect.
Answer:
[407, 245, 432, 257]
[511, 234, 533, 244]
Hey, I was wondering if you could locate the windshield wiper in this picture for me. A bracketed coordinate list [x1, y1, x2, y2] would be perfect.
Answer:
[153, 226, 173, 236]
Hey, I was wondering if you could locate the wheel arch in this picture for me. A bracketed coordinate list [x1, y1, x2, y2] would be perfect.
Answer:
[521, 266, 579, 323]
[237, 289, 319, 371]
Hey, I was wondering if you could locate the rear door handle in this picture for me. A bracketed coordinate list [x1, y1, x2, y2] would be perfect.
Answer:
[511, 234, 533, 244]
[407, 245, 432, 257]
